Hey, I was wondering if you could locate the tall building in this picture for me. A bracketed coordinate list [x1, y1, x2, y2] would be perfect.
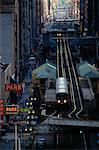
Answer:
[31, 0, 43, 50]
[80, 0, 99, 36]
[43, 0, 49, 21]
[93, 0, 99, 36]
[0, 0, 15, 74]
[18, 0, 32, 81]
[0, 0, 17, 122]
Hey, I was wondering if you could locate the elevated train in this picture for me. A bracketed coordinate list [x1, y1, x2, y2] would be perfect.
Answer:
[56, 77, 69, 105]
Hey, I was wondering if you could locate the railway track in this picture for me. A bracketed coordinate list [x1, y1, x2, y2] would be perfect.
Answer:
[56, 34, 83, 119]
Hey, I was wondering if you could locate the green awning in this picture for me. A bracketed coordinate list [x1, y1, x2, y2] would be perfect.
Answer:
[32, 62, 56, 79]
[77, 61, 99, 78]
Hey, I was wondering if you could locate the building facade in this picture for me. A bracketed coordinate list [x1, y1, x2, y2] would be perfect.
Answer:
[43, 0, 49, 21]
[80, 0, 99, 36]
[0, 0, 15, 74]
[31, 0, 43, 50]
[18, 0, 32, 81]
[0, 64, 12, 101]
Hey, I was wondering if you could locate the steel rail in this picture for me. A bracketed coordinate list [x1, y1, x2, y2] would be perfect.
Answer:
[57, 39, 60, 78]
[60, 39, 65, 77]
[63, 38, 77, 118]
[66, 38, 83, 118]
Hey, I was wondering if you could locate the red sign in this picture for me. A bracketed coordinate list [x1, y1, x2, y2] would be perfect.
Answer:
[0, 100, 4, 115]
[5, 84, 22, 92]
[5, 105, 19, 114]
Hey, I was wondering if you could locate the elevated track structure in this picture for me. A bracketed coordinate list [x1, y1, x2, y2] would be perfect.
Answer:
[56, 34, 83, 119]
[43, 33, 99, 128]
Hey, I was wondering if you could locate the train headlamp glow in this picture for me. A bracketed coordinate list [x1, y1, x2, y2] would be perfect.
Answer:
[64, 100, 67, 103]
[58, 100, 61, 103]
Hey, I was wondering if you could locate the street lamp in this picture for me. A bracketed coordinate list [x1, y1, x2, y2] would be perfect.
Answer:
[31, 115, 34, 119]
[34, 98, 36, 101]
[32, 110, 35, 114]
[28, 111, 31, 114]
[30, 102, 32, 105]
[30, 97, 33, 101]
[29, 127, 32, 132]
[26, 102, 29, 106]
[27, 121, 29, 125]
[25, 128, 28, 132]
[27, 116, 30, 119]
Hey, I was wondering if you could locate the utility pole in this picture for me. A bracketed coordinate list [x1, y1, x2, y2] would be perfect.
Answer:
[15, 124, 18, 150]
[96, 40, 99, 67]
[18, 137, 21, 150]
[56, 133, 59, 149]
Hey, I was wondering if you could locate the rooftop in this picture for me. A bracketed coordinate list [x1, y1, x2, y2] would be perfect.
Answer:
[32, 61, 56, 79]
[77, 61, 99, 78]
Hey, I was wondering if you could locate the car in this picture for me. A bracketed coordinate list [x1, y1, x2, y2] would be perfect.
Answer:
[36, 137, 46, 149]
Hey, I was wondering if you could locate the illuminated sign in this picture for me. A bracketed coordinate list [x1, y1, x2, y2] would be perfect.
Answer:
[20, 108, 29, 113]
[5, 84, 22, 92]
[5, 105, 19, 114]
[0, 100, 4, 115]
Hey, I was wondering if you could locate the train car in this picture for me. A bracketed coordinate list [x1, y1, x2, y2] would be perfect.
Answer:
[56, 77, 69, 104]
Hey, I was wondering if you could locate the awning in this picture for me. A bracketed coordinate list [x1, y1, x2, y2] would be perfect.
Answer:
[77, 61, 99, 78]
[32, 62, 56, 79]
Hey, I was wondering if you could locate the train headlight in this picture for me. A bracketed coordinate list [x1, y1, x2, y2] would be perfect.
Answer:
[58, 100, 61, 103]
[64, 100, 67, 103]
